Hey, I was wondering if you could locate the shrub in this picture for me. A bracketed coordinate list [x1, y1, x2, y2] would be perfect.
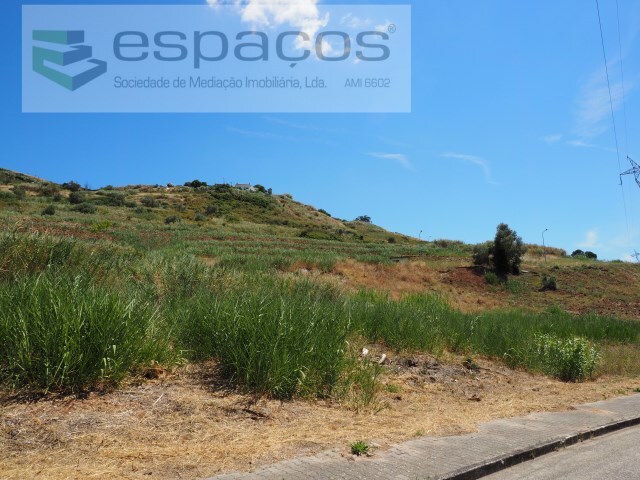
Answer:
[62, 181, 81, 192]
[164, 215, 179, 224]
[204, 204, 220, 216]
[41, 205, 56, 216]
[194, 213, 207, 222]
[72, 202, 97, 214]
[253, 184, 267, 193]
[11, 186, 26, 200]
[354, 215, 371, 223]
[68, 191, 86, 204]
[492, 223, 525, 275]
[140, 196, 160, 208]
[571, 249, 585, 257]
[387, 236, 396, 244]
[52, 192, 63, 202]
[484, 271, 499, 285]
[37, 183, 59, 197]
[535, 334, 599, 381]
[473, 241, 493, 267]
[541, 275, 557, 291]
[318, 208, 331, 217]
[585, 251, 597, 260]
[184, 179, 207, 188]
[105, 192, 126, 207]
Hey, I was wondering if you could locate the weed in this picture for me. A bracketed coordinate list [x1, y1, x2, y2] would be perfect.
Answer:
[350, 440, 369, 456]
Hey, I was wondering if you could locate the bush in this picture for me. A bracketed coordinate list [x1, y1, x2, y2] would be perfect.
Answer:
[492, 223, 525, 275]
[0, 274, 169, 392]
[541, 275, 557, 291]
[585, 251, 597, 260]
[318, 208, 331, 217]
[354, 215, 371, 223]
[204, 204, 220, 216]
[72, 202, 97, 214]
[140, 196, 160, 208]
[52, 192, 63, 202]
[571, 249, 585, 257]
[105, 192, 126, 207]
[473, 241, 493, 267]
[535, 334, 599, 381]
[41, 205, 56, 216]
[68, 191, 86, 204]
[164, 215, 179, 224]
[194, 213, 207, 222]
[184, 179, 207, 188]
[62, 181, 81, 192]
[11, 186, 26, 200]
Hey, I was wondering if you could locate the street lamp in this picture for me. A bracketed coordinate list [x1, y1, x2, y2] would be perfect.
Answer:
[542, 229, 548, 262]
[419, 230, 423, 241]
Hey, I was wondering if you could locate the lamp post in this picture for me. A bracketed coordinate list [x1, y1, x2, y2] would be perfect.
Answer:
[419, 230, 423, 241]
[542, 229, 548, 262]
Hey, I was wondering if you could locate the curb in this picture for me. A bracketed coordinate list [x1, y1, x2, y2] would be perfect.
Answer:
[440, 415, 640, 480]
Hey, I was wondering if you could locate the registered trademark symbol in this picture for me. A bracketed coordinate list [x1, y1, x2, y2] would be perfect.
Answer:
[388, 24, 396, 34]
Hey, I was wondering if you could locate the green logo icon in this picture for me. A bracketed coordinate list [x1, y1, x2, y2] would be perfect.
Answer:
[32, 30, 107, 91]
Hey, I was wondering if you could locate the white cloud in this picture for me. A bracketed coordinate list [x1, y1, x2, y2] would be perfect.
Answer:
[237, 0, 329, 50]
[340, 13, 372, 29]
[439, 152, 496, 184]
[566, 139, 597, 148]
[368, 152, 413, 170]
[573, 64, 633, 140]
[542, 134, 563, 144]
[578, 229, 600, 248]
[375, 20, 393, 33]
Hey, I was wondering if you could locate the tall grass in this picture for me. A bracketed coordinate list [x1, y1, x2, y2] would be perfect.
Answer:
[170, 279, 351, 398]
[0, 273, 170, 392]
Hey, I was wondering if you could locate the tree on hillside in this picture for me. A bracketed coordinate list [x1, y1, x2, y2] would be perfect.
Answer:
[354, 215, 371, 223]
[473, 223, 526, 276]
[492, 223, 525, 275]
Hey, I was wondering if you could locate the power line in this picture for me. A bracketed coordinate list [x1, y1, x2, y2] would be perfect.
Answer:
[595, 0, 631, 246]
[615, 0, 630, 157]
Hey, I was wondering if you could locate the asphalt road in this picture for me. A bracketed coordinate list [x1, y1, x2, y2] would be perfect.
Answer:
[483, 426, 640, 480]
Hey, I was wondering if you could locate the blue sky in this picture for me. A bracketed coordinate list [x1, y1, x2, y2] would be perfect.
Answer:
[3, 0, 640, 260]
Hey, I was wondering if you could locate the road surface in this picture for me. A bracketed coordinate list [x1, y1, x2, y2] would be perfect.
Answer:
[484, 426, 640, 480]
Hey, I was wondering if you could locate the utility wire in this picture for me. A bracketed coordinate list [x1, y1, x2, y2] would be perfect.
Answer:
[595, 0, 631, 246]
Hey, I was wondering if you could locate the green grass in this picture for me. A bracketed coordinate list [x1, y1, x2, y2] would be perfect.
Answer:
[0, 273, 171, 393]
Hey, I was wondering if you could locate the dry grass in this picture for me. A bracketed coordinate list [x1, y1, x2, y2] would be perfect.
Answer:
[325, 258, 640, 319]
[2, 357, 638, 480]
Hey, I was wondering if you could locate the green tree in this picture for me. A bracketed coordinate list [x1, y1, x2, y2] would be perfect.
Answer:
[492, 223, 525, 275]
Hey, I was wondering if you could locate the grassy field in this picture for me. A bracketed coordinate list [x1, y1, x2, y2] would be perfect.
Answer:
[1, 169, 640, 401]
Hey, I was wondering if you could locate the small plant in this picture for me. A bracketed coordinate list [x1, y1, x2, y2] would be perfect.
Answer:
[194, 213, 207, 222]
[535, 334, 600, 382]
[350, 440, 370, 456]
[164, 215, 179, 225]
[385, 383, 401, 393]
[634, 388, 640, 393]
[387, 236, 396, 244]
[72, 202, 97, 214]
[541, 275, 557, 291]
[484, 271, 499, 285]
[41, 205, 55, 216]
[462, 356, 480, 372]
[90, 221, 112, 233]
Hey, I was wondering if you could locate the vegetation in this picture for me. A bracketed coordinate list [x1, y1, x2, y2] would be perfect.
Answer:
[350, 440, 370, 456]
[473, 224, 526, 276]
[1, 168, 639, 401]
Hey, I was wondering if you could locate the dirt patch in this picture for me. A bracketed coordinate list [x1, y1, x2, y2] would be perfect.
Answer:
[1, 359, 637, 480]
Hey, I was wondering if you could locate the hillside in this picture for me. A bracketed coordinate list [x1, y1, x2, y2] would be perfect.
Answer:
[1, 167, 639, 318]
[2, 167, 640, 480]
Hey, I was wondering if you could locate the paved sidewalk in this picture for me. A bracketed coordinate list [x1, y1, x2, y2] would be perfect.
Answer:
[207, 394, 640, 480]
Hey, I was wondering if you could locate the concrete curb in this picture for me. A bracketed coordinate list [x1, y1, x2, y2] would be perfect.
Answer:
[440, 415, 640, 480]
